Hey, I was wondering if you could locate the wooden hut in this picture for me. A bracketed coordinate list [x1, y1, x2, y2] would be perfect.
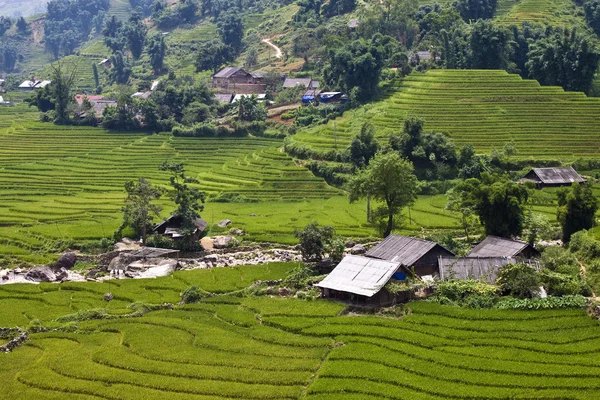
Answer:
[438, 256, 539, 283]
[519, 167, 586, 188]
[153, 216, 208, 242]
[467, 236, 540, 259]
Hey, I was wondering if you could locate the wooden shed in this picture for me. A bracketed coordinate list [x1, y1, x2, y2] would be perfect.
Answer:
[438, 256, 539, 283]
[520, 167, 586, 188]
[467, 236, 540, 259]
[365, 234, 455, 277]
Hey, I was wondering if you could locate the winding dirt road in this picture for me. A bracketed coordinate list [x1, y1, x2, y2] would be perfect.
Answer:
[261, 38, 283, 59]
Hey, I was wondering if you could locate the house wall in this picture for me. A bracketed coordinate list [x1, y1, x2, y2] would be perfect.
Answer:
[412, 245, 454, 276]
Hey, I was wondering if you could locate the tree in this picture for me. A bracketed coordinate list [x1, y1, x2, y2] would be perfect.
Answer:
[497, 263, 540, 298]
[557, 182, 598, 243]
[146, 33, 166, 73]
[322, 0, 356, 17]
[217, 12, 244, 53]
[244, 46, 258, 69]
[324, 38, 385, 102]
[118, 178, 162, 242]
[584, 0, 600, 36]
[1, 45, 18, 71]
[123, 11, 147, 59]
[524, 212, 553, 246]
[233, 95, 267, 121]
[469, 20, 509, 69]
[16, 17, 28, 33]
[349, 122, 380, 169]
[109, 51, 132, 84]
[453, 0, 497, 21]
[348, 152, 419, 237]
[49, 61, 78, 124]
[294, 222, 337, 263]
[159, 162, 205, 236]
[195, 39, 231, 72]
[445, 186, 477, 240]
[451, 173, 528, 237]
[92, 63, 100, 87]
[526, 28, 600, 93]
[0, 17, 12, 36]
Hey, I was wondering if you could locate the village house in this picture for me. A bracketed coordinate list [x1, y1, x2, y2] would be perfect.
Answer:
[18, 80, 51, 90]
[519, 167, 586, 188]
[215, 93, 234, 104]
[282, 77, 319, 90]
[365, 234, 455, 277]
[438, 256, 539, 283]
[467, 236, 540, 259]
[153, 215, 208, 242]
[315, 255, 411, 307]
[211, 67, 266, 94]
[98, 58, 111, 68]
[315, 235, 455, 306]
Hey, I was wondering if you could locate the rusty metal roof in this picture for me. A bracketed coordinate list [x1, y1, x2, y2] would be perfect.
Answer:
[528, 167, 586, 185]
[315, 255, 400, 297]
[366, 234, 446, 266]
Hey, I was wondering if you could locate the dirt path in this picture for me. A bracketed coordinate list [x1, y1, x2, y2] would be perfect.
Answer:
[262, 38, 283, 59]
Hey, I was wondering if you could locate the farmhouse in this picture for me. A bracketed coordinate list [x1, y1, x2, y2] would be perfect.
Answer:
[19, 80, 51, 90]
[282, 77, 319, 89]
[438, 256, 539, 283]
[519, 167, 586, 188]
[315, 255, 410, 306]
[365, 234, 455, 277]
[467, 236, 540, 259]
[74, 94, 105, 104]
[98, 58, 111, 68]
[215, 93, 234, 103]
[211, 67, 266, 94]
[153, 215, 208, 241]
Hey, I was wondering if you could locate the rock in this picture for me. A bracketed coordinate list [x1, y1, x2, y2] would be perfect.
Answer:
[55, 252, 77, 270]
[249, 213, 257, 217]
[278, 287, 291, 296]
[217, 219, 232, 228]
[55, 268, 68, 282]
[213, 235, 235, 249]
[350, 244, 366, 255]
[200, 237, 214, 250]
[345, 240, 356, 248]
[26, 266, 60, 282]
[1, 275, 8, 281]
[230, 228, 244, 236]
[104, 293, 113, 302]
[108, 253, 136, 271]
[204, 254, 219, 263]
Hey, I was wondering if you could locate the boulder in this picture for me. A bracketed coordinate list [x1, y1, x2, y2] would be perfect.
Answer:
[217, 219, 232, 228]
[214, 235, 235, 249]
[230, 228, 244, 236]
[278, 287, 291, 296]
[345, 240, 356, 248]
[108, 253, 136, 271]
[104, 293, 114, 302]
[350, 244, 366, 255]
[26, 266, 67, 282]
[249, 213, 257, 217]
[200, 237, 214, 250]
[55, 252, 77, 270]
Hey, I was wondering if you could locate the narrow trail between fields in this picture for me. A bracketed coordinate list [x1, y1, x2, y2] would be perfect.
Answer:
[262, 38, 283, 59]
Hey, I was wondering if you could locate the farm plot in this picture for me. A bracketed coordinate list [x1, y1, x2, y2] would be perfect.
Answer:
[290, 70, 600, 161]
[2, 264, 600, 400]
[495, 0, 585, 26]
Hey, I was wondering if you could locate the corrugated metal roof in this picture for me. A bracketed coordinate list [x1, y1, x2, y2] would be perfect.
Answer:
[213, 67, 248, 78]
[129, 247, 179, 258]
[439, 256, 540, 283]
[215, 93, 233, 103]
[530, 167, 586, 185]
[467, 236, 529, 258]
[315, 255, 400, 297]
[366, 234, 438, 266]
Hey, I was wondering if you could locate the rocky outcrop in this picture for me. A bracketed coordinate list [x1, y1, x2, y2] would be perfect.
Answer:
[25, 266, 68, 282]
[0, 327, 28, 353]
[350, 244, 366, 255]
[217, 219, 232, 228]
[213, 235, 235, 249]
[55, 252, 77, 270]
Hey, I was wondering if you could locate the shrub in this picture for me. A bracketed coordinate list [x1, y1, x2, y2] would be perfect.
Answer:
[539, 269, 589, 296]
[433, 279, 498, 306]
[541, 246, 580, 275]
[569, 230, 600, 262]
[294, 222, 336, 263]
[497, 263, 541, 298]
[145, 233, 176, 249]
[494, 295, 587, 310]
[181, 286, 203, 304]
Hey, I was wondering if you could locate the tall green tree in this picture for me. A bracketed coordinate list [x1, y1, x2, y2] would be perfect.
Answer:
[123, 11, 147, 59]
[233, 95, 267, 121]
[217, 12, 243, 53]
[92, 62, 100, 87]
[469, 19, 509, 69]
[159, 162, 205, 235]
[557, 182, 598, 243]
[195, 39, 231, 73]
[453, 0, 497, 21]
[348, 152, 419, 237]
[349, 122, 380, 169]
[146, 33, 166, 73]
[16, 17, 28, 33]
[526, 28, 600, 93]
[109, 51, 132, 84]
[451, 173, 528, 237]
[49, 61, 78, 124]
[118, 177, 163, 242]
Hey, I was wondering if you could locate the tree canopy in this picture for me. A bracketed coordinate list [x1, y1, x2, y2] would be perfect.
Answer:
[557, 182, 598, 243]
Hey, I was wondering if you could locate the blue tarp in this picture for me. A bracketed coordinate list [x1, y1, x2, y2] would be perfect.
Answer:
[392, 272, 407, 280]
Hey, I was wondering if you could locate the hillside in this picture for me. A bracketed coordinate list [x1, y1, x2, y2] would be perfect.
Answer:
[0, 0, 45, 18]
[2, 267, 600, 399]
[289, 69, 600, 161]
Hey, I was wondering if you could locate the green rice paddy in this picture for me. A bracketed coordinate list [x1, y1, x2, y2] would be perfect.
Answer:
[1, 263, 599, 399]
[291, 69, 600, 161]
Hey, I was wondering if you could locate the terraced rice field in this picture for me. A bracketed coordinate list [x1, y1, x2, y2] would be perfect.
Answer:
[291, 70, 600, 161]
[1, 264, 599, 399]
[495, 0, 583, 26]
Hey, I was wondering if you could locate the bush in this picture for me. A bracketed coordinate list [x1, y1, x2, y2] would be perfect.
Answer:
[541, 246, 580, 275]
[494, 295, 587, 310]
[569, 230, 600, 262]
[433, 280, 498, 306]
[539, 269, 589, 296]
[294, 222, 337, 263]
[145, 233, 176, 249]
[181, 286, 203, 304]
[497, 263, 540, 298]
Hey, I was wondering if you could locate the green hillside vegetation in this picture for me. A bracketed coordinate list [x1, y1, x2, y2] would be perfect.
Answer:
[495, 0, 587, 27]
[1, 265, 600, 399]
[289, 69, 600, 161]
